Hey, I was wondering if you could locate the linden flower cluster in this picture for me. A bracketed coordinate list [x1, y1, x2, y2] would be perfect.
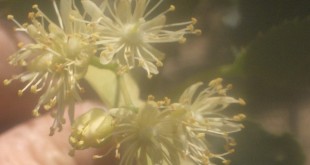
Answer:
[4, 0, 97, 135]
[3, 0, 245, 164]
[69, 78, 246, 165]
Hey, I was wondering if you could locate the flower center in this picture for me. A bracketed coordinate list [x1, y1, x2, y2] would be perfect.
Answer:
[122, 23, 142, 44]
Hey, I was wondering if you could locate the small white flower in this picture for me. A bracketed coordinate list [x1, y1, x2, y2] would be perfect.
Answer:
[4, 0, 95, 135]
[81, 0, 201, 78]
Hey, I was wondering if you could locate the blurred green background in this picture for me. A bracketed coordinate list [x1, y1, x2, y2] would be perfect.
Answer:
[0, 0, 309, 164]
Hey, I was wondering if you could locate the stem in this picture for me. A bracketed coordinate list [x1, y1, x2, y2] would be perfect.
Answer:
[52, 0, 64, 29]
[114, 75, 121, 107]
[89, 56, 118, 70]
[119, 74, 133, 106]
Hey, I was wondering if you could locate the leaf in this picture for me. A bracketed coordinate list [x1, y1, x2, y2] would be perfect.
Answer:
[84, 65, 143, 108]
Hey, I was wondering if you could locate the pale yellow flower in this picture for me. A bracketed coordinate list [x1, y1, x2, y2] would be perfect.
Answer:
[171, 78, 246, 164]
[111, 103, 181, 165]
[69, 78, 245, 165]
[80, 0, 201, 78]
[70, 101, 183, 165]
[4, 0, 95, 135]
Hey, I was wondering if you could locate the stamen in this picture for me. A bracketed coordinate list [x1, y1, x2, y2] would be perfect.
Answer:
[144, 0, 163, 18]
[3, 79, 11, 85]
[179, 37, 187, 44]
[52, 0, 64, 29]
[238, 98, 246, 105]
[7, 15, 25, 30]
[32, 4, 55, 26]
[32, 107, 40, 117]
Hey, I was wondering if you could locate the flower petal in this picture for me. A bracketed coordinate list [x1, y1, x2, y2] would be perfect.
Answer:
[81, 0, 103, 20]
[179, 82, 203, 105]
[116, 0, 132, 23]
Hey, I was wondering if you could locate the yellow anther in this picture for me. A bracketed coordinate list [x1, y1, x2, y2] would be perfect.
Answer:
[3, 79, 11, 86]
[69, 14, 75, 20]
[7, 15, 14, 20]
[18, 90, 23, 96]
[228, 149, 235, 153]
[209, 78, 223, 87]
[169, 5, 176, 11]
[35, 12, 41, 17]
[32, 4, 38, 9]
[54, 64, 64, 72]
[238, 98, 246, 105]
[226, 84, 233, 90]
[197, 133, 205, 138]
[218, 89, 226, 95]
[164, 97, 171, 105]
[93, 155, 104, 159]
[194, 29, 202, 35]
[156, 61, 163, 67]
[19, 60, 27, 66]
[148, 95, 155, 101]
[179, 37, 187, 44]
[28, 12, 35, 19]
[30, 85, 38, 93]
[191, 18, 198, 24]
[69, 136, 77, 144]
[223, 160, 231, 165]
[187, 24, 194, 31]
[233, 113, 246, 121]
[32, 109, 40, 117]
[96, 138, 105, 144]
[157, 100, 165, 106]
[44, 104, 52, 111]
[17, 42, 24, 48]
[229, 140, 237, 146]
[77, 140, 85, 147]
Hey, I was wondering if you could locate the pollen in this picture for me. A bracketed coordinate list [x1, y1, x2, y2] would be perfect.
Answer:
[28, 12, 35, 19]
[179, 37, 187, 44]
[7, 15, 14, 20]
[32, 4, 38, 9]
[223, 160, 232, 165]
[239, 98, 246, 105]
[17, 90, 23, 96]
[169, 5, 176, 11]
[32, 108, 40, 117]
[194, 29, 202, 35]
[3, 79, 11, 85]
[17, 42, 24, 48]
[191, 18, 198, 24]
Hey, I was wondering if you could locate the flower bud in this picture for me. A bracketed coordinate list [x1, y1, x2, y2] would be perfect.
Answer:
[69, 108, 115, 151]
